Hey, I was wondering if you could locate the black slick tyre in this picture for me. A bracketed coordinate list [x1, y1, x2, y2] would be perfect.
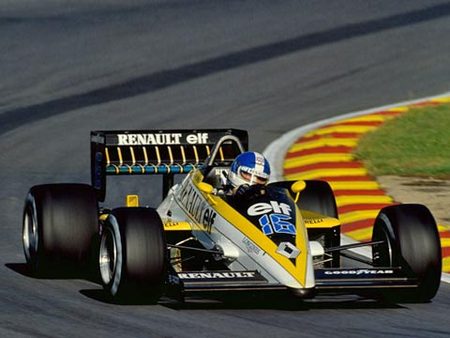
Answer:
[99, 207, 167, 303]
[372, 204, 441, 302]
[22, 184, 99, 276]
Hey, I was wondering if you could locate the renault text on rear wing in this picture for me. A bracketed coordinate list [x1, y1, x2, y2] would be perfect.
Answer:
[90, 129, 248, 201]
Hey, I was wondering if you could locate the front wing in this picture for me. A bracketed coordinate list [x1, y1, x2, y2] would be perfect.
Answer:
[166, 267, 420, 298]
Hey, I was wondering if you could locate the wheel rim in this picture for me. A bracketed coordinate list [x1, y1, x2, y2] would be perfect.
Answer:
[23, 207, 38, 264]
[99, 227, 117, 285]
[373, 224, 393, 266]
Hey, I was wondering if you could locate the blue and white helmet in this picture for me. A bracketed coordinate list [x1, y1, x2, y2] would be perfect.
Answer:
[228, 151, 271, 188]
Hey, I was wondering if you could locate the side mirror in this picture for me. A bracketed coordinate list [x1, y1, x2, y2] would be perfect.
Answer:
[198, 182, 214, 194]
[291, 180, 306, 194]
[291, 180, 306, 203]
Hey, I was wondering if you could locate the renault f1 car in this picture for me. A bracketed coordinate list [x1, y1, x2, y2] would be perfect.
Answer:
[22, 129, 442, 303]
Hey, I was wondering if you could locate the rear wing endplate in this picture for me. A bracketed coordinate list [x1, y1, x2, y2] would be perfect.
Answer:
[91, 129, 248, 201]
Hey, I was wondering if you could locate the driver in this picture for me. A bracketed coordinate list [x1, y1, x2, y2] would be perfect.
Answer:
[225, 151, 271, 197]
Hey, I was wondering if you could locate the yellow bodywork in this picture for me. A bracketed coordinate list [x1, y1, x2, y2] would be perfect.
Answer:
[126, 194, 140, 207]
[184, 170, 310, 286]
[301, 210, 340, 229]
[163, 219, 192, 231]
[160, 171, 338, 287]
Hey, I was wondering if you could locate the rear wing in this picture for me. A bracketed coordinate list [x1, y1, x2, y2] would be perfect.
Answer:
[91, 129, 248, 201]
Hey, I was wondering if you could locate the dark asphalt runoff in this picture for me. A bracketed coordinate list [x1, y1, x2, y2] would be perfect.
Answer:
[1, 1, 450, 337]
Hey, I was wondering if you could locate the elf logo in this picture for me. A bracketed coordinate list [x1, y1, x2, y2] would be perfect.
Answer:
[247, 201, 292, 216]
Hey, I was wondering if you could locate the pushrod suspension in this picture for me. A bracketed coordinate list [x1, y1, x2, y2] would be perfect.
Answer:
[325, 240, 384, 253]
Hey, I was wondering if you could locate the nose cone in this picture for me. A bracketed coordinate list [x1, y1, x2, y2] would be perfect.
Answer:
[289, 287, 316, 299]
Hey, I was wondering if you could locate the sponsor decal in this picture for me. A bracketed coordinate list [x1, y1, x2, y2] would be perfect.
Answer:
[242, 237, 262, 256]
[276, 242, 300, 259]
[247, 201, 296, 236]
[117, 132, 209, 145]
[168, 274, 180, 284]
[165, 220, 181, 227]
[163, 219, 191, 231]
[324, 269, 395, 276]
[259, 213, 296, 236]
[93, 151, 103, 190]
[178, 181, 216, 232]
[304, 218, 324, 224]
[178, 271, 257, 279]
[247, 201, 292, 216]
[238, 166, 269, 179]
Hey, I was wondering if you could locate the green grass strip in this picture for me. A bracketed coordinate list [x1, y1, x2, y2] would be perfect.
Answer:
[354, 103, 450, 178]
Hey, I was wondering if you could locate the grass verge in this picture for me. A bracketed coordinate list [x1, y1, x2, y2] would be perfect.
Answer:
[354, 103, 450, 178]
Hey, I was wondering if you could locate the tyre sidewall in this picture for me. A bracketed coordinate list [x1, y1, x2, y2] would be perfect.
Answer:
[22, 191, 42, 272]
[101, 214, 123, 297]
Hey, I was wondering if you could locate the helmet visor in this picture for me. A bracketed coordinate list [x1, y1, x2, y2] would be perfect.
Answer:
[240, 170, 268, 185]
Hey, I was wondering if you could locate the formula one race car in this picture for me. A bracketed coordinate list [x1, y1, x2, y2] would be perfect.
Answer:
[22, 129, 442, 303]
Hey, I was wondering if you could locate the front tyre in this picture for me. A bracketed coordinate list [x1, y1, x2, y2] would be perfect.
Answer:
[372, 204, 441, 302]
[100, 208, 167, 303]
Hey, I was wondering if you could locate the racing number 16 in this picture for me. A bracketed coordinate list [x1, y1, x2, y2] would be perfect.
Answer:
[259, 214, 296, 236]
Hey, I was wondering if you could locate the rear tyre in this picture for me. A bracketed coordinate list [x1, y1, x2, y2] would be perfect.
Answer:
[22, 184, 99, 276]
[301, 180, 340, 267]
[372, 204, 441, 302]
[99, 207, 167, 303]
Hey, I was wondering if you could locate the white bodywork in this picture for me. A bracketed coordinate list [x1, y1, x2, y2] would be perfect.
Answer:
[157, 171, 318, 290]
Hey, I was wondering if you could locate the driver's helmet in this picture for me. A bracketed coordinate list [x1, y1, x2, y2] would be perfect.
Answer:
[228, 151, 271, 188]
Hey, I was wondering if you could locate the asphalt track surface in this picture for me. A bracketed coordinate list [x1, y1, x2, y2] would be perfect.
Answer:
[1, 1, 450, 337]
